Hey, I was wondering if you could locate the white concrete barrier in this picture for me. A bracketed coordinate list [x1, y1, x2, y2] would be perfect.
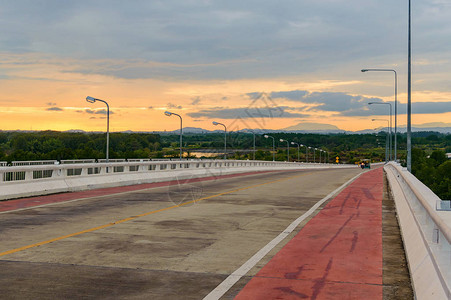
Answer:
[0, 159, 354, 201]
[385, 162, 451, 299]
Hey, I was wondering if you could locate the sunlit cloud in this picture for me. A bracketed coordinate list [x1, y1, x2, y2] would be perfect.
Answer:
[0, 1, 450, 132]
[187, 107, 309, 119]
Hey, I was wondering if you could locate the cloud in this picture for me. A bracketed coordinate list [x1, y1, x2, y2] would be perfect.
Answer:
[85, 109, 113, 115]
[270, 90, 308, 101]
[46, 102, 57, 106]
[246, 92, 262, 100]
[191, 97, 201, 105]
[167, 102, 182, 109]
[187, 107, 309, 119]
[245, 89, 451, 117]
[411, 102, 451, 115]
[247, 89, 384, 115]
[46, 107, 63, 111]
[1, 1, 450, 85]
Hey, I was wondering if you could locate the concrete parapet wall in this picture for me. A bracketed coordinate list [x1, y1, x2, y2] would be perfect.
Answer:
[0, 159, 353, 201]
[385, 162, 450, 299]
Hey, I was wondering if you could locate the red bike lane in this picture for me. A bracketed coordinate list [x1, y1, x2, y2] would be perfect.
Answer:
[235, 168, 383, 299]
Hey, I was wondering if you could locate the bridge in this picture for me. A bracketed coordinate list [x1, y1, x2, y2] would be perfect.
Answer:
[0, 160, 449, 299]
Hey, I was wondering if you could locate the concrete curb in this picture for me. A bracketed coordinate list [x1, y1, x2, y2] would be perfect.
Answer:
[385, 165, 448, 299]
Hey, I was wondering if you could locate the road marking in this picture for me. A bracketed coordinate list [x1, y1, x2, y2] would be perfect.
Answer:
[0, 170, 283, 214]
[203, 172, 364, 300]
[0, 190, 151, 215]
[0, 171, 311, 258]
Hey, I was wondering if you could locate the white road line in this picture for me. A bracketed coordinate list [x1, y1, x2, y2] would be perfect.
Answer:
[203, 172, 364, 300]
[0, 185, 171, 215]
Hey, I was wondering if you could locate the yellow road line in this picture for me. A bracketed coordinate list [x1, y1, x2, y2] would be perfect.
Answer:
[0, 172, 310, 258]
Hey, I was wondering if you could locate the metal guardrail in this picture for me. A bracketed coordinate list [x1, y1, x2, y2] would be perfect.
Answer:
[60, 159, 96, 164]
[385, 162, 451, 297]
[11, 160, 58, 166]
[0, 159, 332, 184]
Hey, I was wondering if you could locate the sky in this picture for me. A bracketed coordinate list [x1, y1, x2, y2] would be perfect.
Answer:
[0, 0, 450, 132]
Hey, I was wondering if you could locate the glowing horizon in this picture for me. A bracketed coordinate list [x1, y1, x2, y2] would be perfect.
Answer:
[1, 2, 450, 133]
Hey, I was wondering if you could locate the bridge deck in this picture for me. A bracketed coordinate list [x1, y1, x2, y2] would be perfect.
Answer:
[0, 167, 411, 299]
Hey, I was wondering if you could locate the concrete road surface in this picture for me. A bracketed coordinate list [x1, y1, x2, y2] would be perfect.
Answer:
[0, 168, 363, 299]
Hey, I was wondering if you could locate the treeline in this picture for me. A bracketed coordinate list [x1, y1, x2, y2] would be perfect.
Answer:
[161, 131, 450, 164]
[1, 130, 449, 165]
[161, 132, 387, 163]
[412, 149, 450, 200]
[0, 130, 448, 200]
[0, 131, 161, 162]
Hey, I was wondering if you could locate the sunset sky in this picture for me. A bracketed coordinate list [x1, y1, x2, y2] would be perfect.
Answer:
[0, 1, 450, 132]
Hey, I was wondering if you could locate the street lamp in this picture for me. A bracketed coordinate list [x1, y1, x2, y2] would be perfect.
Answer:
[291, 142, 300, 162]
[86, 96, 109, 163]
[213, 121, 227, 159]
[319, 149, 322, 164]
[372, 119, 390, 162]
[368, 101, 392, 160]
[280, 139, 289, 162]
[264, 135, 275, 161]
[314, 148, 317, 163]
[165, 111, 183, 160]
[361, 68, 398, 161]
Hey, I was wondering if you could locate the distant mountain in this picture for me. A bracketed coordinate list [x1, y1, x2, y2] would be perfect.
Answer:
[282, 122, 341, 131]
[182, 127, 211, 133]
[413, 122, 451, 128]
[401, 126, 451, 134]
[353, 122, 451, 134]
[64, 129, 86, 133]
[280, 122, 345, 133]
[163, 127, 211, 134]
[45, 121, 451, 135]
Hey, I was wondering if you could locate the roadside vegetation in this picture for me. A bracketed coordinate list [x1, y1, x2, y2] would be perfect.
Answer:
[411, 149, 450, 200]
[0, 130, 449, 198]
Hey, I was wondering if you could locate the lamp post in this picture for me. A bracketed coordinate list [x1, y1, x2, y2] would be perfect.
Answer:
[314, 148, 317, 163]
[407, 0, 412, 171]
[319, 149, 323, 163]
[372, 119, 390, 162]
[213, 121, 227, 159]
[165, 111, 183, 160]
[264, 135, 275, 161]
[368, 101, 392, 160]
[280, 139, 289, 162]
[361, 68, 398, 161]
[291, 142, 300, 162]
[86, 96, 109, 163]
